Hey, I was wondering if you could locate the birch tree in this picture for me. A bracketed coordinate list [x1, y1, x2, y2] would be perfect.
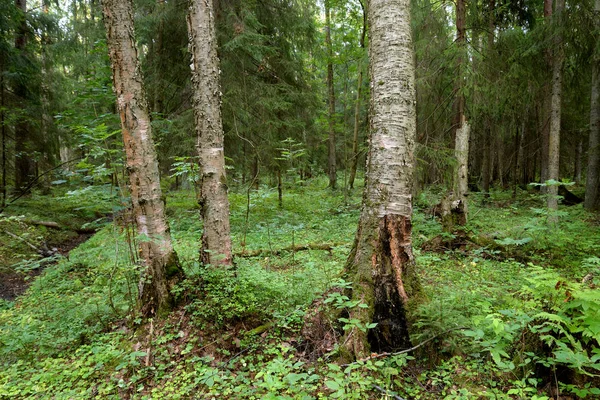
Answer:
[340, 0, 420, 359]
[187, 0, 233, 266]
[452, 0, 470, 222]
[102, 0, 181, 316]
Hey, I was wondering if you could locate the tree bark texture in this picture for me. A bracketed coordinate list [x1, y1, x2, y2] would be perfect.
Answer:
[547, 0, 564, 216]
[348, 4, 367, 190]
[585, 0, 600, 210]
[326, 0, 337, 189]
[102, 0, 181, 316]
[454, 118, 470, 218]
[540, 0, 553, 194]
[574, 138, 582, 185]
[1, 63, 6, 208]
[14, 0, 34, 191]
[450, 0, 469, 222]
[452, 0, 466, 139]
[187, 0, 233, 266]
[342, 0, 420, 359]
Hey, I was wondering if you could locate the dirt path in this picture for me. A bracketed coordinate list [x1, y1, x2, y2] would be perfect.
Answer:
[0, 232, 94, 301]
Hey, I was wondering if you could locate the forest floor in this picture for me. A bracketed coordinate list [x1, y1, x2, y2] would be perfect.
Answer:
[0, 177, 599, 399]
[0, 186, 114, 300]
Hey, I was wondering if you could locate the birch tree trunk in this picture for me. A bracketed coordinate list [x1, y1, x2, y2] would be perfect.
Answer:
[102, 0, 181, 316]
[340, 0, 420, 360]
[348, 3, 366, 190]
[325, 0, 337, 189]
[187, 0, 233, 266]
[547, 0, 564, 219]
[585, 0, 600, 211]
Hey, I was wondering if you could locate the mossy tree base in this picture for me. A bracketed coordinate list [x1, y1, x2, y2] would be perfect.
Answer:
[139, 251, 183, 317]
[340, 213, 421, 361]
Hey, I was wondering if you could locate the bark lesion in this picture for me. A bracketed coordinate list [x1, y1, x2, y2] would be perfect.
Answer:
[302, 213, 420, 362]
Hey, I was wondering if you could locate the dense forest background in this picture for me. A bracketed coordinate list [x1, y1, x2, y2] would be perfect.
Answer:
[0, 0, 599, 398]
[1, 0, 597, 202]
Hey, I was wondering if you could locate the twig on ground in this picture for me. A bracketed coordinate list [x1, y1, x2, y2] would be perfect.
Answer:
[3, 230, 41, 252]
[372, 384, 406, 400]
[341, 326, 469, 367]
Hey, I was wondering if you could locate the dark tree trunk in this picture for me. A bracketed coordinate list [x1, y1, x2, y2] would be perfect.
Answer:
[1, 64, 5, 208]
[584, 0, 600, 210]
[14, 0, 34, 192]
[574, 137, 582, 185]
[325, 0, 337, 189]
[547, 0, 564, 218]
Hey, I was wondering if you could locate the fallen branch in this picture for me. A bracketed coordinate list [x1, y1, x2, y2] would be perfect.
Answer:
[341, 326, 469, 367]
[244, 322, 273, 336]
[24, 219, 98, 234]
[372, 385, 406, 400]
[25, 220, 61, 229]
[3, 229, 40, 252]
[235, 242, 345, 258]
[3, 229, 59, 258]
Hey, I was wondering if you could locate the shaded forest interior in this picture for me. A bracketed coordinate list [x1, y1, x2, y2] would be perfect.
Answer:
[0, 0, 599, 398]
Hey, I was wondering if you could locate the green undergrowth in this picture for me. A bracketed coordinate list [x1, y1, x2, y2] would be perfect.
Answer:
[1, 178, 599, 398]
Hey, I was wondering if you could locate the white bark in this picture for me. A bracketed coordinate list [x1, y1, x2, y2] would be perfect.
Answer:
[103, 0, 179, 315]
[365, 0, 416, 219]
[187, 0, 233, 266]
[340, 0, 419, 358]
[454, 119, 470, 217]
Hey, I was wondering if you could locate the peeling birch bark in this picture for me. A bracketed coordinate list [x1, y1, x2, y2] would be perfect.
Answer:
[187, 0, 233, 266]
[454, 119, 470, 218]
[103, 0, 181, 316]
[341, 0, 420, 360]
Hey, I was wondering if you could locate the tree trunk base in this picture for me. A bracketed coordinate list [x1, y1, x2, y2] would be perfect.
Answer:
[302, 214, 420, 362]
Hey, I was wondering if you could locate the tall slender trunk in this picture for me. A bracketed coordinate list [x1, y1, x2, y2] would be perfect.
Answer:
[584, 0, 600, 210]
[482, 0, 494, 199]
[102, 0, 181, 316]
[348, 3, 366, 190]
[447, 0, 469, 222]
[513, 122, 524, 198]
[454, 118, 470, 214]
[574, 137, 582, 185]
[540, 0, 553, 194]
[39, 0, 52, 193]
[547, 0, 564, 218]
[187, 0, 233, 266]
[14, 0, 33, 192]
[340, 0, 420, 360]
[482, 127, 491, 197]
[516, 119, 526, 187]
[325, 0, 337, 189]
[1, 63, 6, 208]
